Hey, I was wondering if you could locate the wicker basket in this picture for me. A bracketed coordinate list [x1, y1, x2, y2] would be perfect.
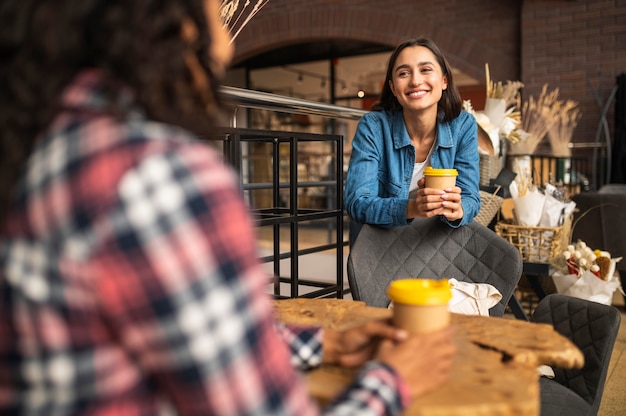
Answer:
[495, 216, 572, 263]
[475, 190, 503, 226]
[479, 154, 502, 186]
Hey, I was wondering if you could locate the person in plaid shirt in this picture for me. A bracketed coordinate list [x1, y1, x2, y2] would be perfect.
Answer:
[0, 1, 455, 415]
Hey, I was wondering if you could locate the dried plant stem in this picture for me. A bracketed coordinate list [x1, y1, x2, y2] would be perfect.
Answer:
[513, 159, 532, 196]
[485, 63, 493, 98]
[220, 0, 270, 43]
[501, 81, 524, 110]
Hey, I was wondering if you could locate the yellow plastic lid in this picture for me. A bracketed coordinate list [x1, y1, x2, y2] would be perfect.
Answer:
[387, 278, 452, 306]
[423, 167, 458, 177]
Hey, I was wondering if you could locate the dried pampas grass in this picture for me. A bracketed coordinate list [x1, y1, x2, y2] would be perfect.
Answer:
[510, 84, 561, 155]
[484, 63, 524, 110]
[548, 100, 581, 157]
[220, 0, 270, 43]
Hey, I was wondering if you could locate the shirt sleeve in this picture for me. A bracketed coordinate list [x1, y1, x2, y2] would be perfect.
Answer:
[94, 140, 409, 416]
[326, 362, 411, 416]
[275, 323, 324, 371]
[345, 114, 411, 228]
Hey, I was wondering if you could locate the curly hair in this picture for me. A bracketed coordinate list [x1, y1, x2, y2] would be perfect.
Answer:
[0, 0, 222, 220]
[372, 38, 462, 122]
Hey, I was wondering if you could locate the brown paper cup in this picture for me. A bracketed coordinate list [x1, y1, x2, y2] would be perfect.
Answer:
[392, 303, 450, 334]
[387, 279, 451, 334]
[423, 167, 458, 190]
[423, 167, 458, 214]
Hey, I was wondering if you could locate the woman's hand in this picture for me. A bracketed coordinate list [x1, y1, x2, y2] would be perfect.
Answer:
[323, 319, 456, 399]
[377, 326, 456, 398]
[409, 178, 464, 221]
[323, 319, 408, 367]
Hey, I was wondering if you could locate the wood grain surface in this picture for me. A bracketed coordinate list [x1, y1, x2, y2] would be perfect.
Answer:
[274, 298, 584, 416]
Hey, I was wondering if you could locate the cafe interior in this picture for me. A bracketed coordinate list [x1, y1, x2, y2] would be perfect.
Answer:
[218, 0, 626, 415]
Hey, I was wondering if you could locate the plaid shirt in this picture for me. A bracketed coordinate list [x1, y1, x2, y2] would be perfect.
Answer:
[0, 71, 409, 415]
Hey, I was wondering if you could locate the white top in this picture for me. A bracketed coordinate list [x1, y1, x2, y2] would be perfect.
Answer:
[408, 143, 435, 200]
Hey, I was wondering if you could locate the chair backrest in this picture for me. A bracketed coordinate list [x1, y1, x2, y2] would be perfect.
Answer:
[347, 218, 523, 316]
[531, 294, 622, 414]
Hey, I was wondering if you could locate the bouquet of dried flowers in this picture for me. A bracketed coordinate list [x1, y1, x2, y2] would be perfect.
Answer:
[547, 98, 581, 157]
[483, 64, 526, 145]
[551, 239, 623, 305]
[555, 240, 615, 280]
[466, 64, 526, 157]
[509, 84, 562, 155]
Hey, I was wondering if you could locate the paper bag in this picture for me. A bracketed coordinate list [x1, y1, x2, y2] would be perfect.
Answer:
[552, 269, 624, 305]
[539, 195, 576, 227]
[513, 188, 546, 226]
[484, 98, 507, 128]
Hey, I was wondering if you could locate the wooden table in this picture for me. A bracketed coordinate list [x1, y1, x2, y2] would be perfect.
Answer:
[273, 298, 584, 416]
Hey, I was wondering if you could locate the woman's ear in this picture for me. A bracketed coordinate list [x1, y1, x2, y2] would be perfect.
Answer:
[389, 79, 396, 96]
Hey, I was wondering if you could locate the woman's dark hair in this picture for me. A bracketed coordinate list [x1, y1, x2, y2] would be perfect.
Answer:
[0, 0, 222, 220]
[373, 37, 462, 122]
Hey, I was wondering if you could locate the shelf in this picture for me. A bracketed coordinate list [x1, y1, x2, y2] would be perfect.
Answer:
[216, 127, 345, 299]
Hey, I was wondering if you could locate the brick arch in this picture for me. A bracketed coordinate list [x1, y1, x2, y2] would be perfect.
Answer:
[231, 5, 516, 84]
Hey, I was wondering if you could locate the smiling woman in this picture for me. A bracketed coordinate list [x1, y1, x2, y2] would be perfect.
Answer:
[344, 37, 481, 239]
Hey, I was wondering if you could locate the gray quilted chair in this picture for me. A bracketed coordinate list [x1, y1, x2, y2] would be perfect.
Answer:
[532, 294, 621, 416]
[347, 218, 523, 317]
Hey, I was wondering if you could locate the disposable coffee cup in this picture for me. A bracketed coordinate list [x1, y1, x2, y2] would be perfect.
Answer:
[423, 167, 458, 190]
[387, 279, 452, 334]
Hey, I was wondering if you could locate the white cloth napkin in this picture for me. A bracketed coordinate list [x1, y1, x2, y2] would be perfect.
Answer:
[537, 365, 555, 378]
[448, 278, 503, 316]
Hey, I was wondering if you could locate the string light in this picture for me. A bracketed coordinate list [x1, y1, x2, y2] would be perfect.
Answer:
[282, 66, 349, 92]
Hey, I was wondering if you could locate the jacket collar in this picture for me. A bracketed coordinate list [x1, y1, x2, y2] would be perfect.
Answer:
[391, 110, 454, 150]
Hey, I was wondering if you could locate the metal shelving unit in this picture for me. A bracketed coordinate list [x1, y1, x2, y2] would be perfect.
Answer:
[217, 127, 345, 299]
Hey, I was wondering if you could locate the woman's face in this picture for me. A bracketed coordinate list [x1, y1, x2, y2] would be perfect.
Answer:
[181, 0, 233, 100]
[389, 45, 448, 115]
[205, 0, 233, 75]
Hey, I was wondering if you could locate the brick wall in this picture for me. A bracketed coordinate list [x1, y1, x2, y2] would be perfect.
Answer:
[233, 0, 521, 85]
[522, 0, 626, 158]
[232, 0, 626, 174]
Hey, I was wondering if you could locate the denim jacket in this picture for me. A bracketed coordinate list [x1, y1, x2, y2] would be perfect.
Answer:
[345, 109, 480, 229]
